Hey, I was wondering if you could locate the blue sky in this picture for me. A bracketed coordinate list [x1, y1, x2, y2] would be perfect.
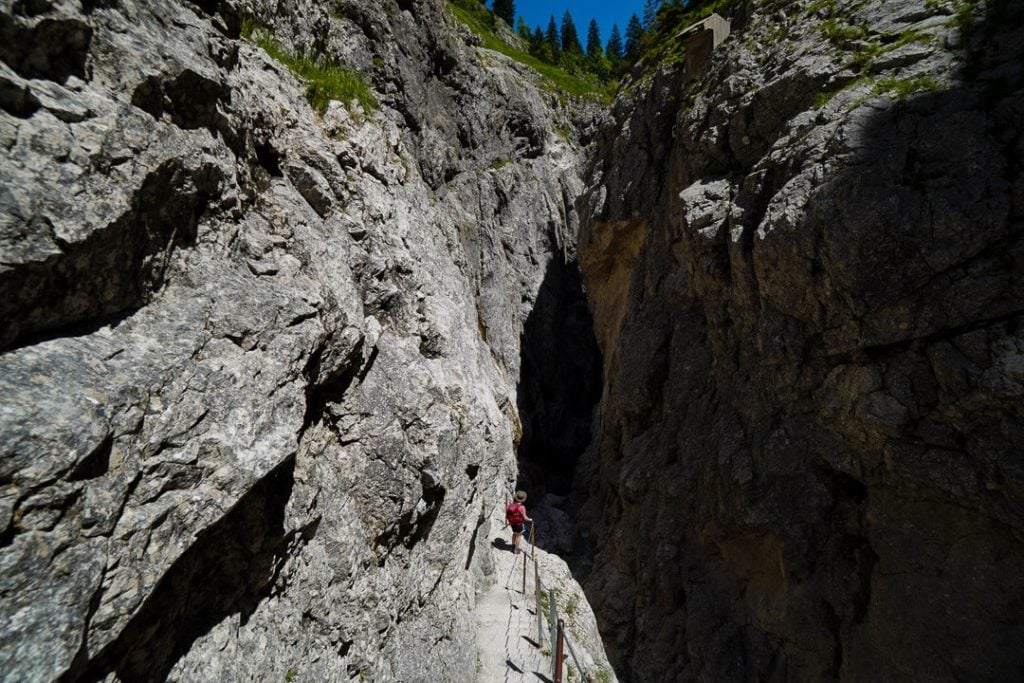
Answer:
[511, 0, 646, 46]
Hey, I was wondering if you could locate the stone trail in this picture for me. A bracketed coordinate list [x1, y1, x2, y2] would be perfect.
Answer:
[473, 508, 553, 683]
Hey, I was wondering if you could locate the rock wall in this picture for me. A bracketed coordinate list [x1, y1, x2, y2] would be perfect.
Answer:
[0, 0, 596, 680]
[577, 0, 1023, 680]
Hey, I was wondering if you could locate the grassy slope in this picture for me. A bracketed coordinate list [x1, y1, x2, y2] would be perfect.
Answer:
[447, 1, 612, 102]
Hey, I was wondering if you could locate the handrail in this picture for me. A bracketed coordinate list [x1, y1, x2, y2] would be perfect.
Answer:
[518, 519, 593, 683]
[562, 627, 588, 682]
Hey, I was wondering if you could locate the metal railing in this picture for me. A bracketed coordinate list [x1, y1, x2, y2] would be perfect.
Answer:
[509, 521, 591, 683]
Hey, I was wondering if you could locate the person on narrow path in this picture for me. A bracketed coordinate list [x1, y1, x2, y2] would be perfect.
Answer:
[506, 490, 533, 554]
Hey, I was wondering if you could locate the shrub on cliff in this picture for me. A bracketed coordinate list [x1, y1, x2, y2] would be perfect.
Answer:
[241, 19, 377, 116]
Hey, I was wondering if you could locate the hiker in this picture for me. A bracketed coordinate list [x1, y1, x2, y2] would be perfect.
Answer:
[505, 490, 533, 554]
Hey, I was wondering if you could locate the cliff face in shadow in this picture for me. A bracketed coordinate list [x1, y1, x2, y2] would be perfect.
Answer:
[0, 0, 597, 680]
[576, 0, 1024, 680]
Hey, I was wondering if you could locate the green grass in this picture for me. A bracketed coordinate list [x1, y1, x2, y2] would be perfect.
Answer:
[951, 0, 979, 42]
[486, 158, 512, 171]
[821, 18, 870, 45]
[813, 77, 853, 109]
[241, 19, 377, 115]
[804, 0, 838, 15]
[565, 592, 580, 618]
[447, 1, 611, 102]
[847, 38, 883, 72]
[815, 70, 940, 110]
[873, 74, 942, 99]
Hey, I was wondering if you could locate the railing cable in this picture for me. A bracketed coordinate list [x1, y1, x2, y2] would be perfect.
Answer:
[510, 519, 594, 682]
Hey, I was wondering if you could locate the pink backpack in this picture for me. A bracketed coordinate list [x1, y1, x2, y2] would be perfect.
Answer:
[506, 502, 526, 525]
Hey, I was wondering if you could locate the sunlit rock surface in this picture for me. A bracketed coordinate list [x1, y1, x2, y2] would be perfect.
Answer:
[0, 0, 597, 680]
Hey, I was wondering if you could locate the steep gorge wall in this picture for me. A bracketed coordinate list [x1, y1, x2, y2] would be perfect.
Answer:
[577, 0, 1023, 680]
[0, 0, 595, 680]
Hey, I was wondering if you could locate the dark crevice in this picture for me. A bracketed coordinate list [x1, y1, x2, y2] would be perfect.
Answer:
[69, 454, 303, 683]
[373, 480, 446, 565]
[837, 309, 1024, 364]
[822, 601, 842, 678]
[64, 575, 106, 680]
[0, 159, 223, 351]
[830, 470, 868, 505]
[301, 340, 377, 443]
[849, 536, 878, 625]
[68, 434, 113, 482]
[0, 15, 92, 83]
[131, 69, 232, 139]
[0, 75, 41, 117]
[516, 255, 602, 495]
[464, 503, 485, 571]
[255, 141, 284, 177]
[0, 522, 14, 549]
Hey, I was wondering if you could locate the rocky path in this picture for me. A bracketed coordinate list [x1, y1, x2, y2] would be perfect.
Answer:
[473, 510, 553, 682]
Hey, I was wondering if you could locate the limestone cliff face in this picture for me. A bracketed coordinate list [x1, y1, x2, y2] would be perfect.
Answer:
[0, 0, 594, 680]
[577, 0, 1023, 680]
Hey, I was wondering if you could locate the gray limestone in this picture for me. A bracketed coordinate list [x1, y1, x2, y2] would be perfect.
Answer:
[0, 0, 595, 680]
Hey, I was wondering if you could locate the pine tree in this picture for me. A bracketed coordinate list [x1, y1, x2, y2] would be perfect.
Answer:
[606, 23, 623, 61]
[530, 26, 545, 54]
[586, 19, 603, 59]
[642, 0, 662, 29]
[560, 10, 582, 54]
[545, 16, 561, 60]
[492, 0, 515, 27]
[624, 13, 644, 60]
[516, 16, 531, 41]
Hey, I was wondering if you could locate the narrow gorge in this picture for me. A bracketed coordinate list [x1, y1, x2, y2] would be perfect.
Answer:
[1, 0, 1021, 682]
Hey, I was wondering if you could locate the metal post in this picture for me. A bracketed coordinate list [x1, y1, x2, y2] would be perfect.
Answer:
[548, 588, 558, 679]
[554, 619, 565, 683]
[535, 555, 542, 645]
[522, 542, 527, 594]
[563, 630, 587, 683]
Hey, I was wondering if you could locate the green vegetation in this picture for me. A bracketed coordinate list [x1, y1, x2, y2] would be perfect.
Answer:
[815, 71, 941, 110]
[630, 0, 734, 80]
[449, 0, 739, 98]
[241, 19, 377, 115]
[873, 74, 942, 100]
[821, 18, 870, 45]
[486, 158, 512, 172]
[595, 668, 613, 683]
[846, 28, 933, 73]
[804, 0, 838, 15]
[565, 592, 580, 618]
[952, 0, 978, 42]
[812, 74, 869, 109]
[446, 0, 610, 101]
[284, 669, 297, 683]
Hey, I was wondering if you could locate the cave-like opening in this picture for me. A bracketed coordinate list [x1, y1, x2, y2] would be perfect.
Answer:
[515, 254, 602, 500]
